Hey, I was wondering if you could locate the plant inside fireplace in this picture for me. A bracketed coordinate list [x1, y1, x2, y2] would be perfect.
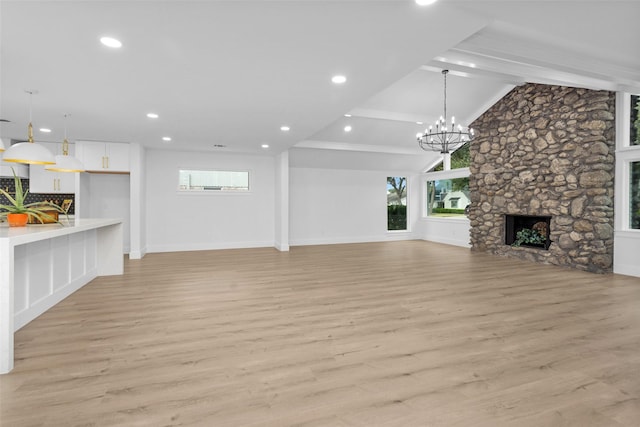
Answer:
[512, 228, 546, 247]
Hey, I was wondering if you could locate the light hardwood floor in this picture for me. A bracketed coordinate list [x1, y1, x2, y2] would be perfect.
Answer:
[1, 241, 639, 426]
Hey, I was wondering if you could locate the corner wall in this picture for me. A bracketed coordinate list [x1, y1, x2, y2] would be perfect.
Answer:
[129, 143, 146, 259]
[274, 151, 290, 251]
[289, 167, 419, 245]
[469, 84, 616, 273]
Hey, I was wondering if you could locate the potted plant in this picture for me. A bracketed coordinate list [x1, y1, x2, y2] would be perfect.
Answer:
[0, 168, 66, 227]
[511, 228, 546, 247]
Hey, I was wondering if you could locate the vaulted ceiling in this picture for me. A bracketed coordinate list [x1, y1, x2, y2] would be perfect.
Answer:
[1, 1, 639, 171]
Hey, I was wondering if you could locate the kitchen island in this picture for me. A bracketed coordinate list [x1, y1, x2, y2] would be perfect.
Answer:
[0, 218, 123, 374]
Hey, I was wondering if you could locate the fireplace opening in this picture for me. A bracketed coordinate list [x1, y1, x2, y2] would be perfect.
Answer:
[505, 215, 551, 250]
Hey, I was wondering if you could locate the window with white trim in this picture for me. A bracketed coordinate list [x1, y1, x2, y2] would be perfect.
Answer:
[425, 176, 469, 218]
[178, 169, 249, 192]
[631, 94, 639, 146]
[617, 92, 640, 231]
[631, 161, 640, 229]
[387, 176, 407, 231]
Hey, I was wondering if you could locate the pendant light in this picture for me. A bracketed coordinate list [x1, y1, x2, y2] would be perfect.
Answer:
[2, 90, 55, 165]
[46, 114, 85, 172]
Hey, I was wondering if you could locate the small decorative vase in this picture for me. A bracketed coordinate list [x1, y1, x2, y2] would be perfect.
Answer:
[7, 213, 28, 227]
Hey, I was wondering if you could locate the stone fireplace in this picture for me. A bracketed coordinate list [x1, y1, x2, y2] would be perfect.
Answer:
[468, 84, 615, 273]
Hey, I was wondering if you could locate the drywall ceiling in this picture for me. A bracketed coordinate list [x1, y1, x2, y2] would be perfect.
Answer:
[1, 0, 638, 172]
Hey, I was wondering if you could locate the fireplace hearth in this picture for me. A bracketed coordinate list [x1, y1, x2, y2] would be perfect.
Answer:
[505, 215, 551, 250]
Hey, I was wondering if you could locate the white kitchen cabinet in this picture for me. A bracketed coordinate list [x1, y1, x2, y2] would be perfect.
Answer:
[28, 142, 77, 193]
[76, 141, 130, 173]
[29, 166, 76, 193]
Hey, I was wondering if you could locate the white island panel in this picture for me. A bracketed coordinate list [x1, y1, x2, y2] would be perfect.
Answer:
[28, 240, 52, 305]
[87, 230, 98, 275]
[52, 236, 70, 292]
[13, 245, 27, 314]
[0, 218, 123, 374]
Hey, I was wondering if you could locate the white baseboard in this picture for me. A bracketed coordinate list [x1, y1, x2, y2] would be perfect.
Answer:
[613, 264, 640, 278]
[291, 233, 417, 247]
[275, 242, 290, 252]
[147, 240, 274, 253]
[128, 248, 147, 260]
[423, 236, 471, 248]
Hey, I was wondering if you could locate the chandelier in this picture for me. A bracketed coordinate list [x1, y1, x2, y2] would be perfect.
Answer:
[417, 70, 474, 154]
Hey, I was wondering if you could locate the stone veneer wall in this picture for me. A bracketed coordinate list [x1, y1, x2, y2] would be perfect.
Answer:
[468, 84, 615, 273]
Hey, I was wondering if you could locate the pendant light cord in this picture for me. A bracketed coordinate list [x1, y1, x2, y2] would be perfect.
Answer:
[26, 90, 34, 143]
[62, 114, 70, 155]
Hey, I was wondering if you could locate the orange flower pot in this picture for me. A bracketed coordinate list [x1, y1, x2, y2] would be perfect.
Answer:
[7, 213, 28, 227]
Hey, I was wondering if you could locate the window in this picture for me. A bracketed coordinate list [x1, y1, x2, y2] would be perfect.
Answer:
[430, 142, 470, 171]
[631, 94, 639, 146]
[425, 177, 469, 217]
[631, 161, 640, 229]
[387, 176, 407, 231]
[618, 93, 640, 232]
[424, 142, 471, 219]
[178, 169, 249, 192]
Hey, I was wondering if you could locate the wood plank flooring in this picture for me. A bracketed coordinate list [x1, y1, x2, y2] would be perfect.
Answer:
[1, 241, 639, 426]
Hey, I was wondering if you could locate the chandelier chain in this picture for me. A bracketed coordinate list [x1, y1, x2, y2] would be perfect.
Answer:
[417, 69, 474, 154]
[443, 70, 447, 127]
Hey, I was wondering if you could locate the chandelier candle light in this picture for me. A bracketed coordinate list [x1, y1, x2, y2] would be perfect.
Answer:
[417, 70, 474, 154]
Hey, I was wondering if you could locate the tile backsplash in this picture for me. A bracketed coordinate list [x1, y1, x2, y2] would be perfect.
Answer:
[0, 177, 75, 215]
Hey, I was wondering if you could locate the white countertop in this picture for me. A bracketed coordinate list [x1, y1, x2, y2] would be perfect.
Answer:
[0, 218, 123, 245]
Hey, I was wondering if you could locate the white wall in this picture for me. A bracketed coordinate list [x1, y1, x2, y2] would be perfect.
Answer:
[274, 151, 289, 251]
[85, 174, 131, 253]
[129, 143, 146, 259]
[419, 217, 471, 248]
[290, 167, 419, 246]
[145, 149, 275, 253]
[614, 231, 640, 277]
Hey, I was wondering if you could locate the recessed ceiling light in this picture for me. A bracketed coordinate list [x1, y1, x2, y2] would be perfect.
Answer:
[332, 75, 347, 84]
[416, 121, 423, 125]
[147, 113, 159, 119]
[261, 144, 269, 149]
[344, 125, 352, 132]
[162, 136, 172, 142]
[39, 128, 51, 133]
[344, 114, 352, 117]
[415, 0, 438, 5]
[280, 126, 290, 132]
[100, 36, 122, 48]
